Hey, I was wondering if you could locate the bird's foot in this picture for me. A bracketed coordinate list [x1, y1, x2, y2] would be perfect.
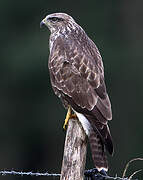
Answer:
[63, 106, 77, 130]
[84, 168, 107, 180]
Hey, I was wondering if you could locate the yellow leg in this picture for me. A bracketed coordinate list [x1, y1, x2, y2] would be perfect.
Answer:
[63, 106, 77, 129]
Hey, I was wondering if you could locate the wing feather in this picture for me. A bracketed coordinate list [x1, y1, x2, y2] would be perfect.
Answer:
[49, 36, 112, 122]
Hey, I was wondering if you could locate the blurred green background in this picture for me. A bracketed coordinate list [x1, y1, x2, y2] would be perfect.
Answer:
[0, 0, 143, 179]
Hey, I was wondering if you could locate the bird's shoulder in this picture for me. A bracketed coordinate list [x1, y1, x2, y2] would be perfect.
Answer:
[49, 34, 104, 88]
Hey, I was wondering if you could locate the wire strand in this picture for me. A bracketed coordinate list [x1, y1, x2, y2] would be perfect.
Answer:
[0, 170, 60, 177]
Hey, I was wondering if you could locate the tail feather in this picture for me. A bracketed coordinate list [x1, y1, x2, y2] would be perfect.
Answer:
[85, 114, 114, 155]
[74, 110, 113, 171]
[89, 128, 108, 171]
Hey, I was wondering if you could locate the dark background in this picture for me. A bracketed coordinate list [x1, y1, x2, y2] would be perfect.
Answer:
[0, 0, 143, 179]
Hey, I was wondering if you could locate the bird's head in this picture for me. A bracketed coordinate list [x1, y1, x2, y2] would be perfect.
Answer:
[40, 13, 76, 33]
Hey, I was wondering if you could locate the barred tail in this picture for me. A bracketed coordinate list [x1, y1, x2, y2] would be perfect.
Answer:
[89, 128, 108, 171]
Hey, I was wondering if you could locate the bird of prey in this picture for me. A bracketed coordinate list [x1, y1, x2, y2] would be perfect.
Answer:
[40, 13, 113, 172]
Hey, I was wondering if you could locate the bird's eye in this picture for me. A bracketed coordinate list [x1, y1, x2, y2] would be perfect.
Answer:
[48, 17, 63, 22]
[51, 17, 59, 22]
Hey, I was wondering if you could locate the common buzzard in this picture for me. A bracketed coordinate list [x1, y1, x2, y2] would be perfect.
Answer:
[41, 13, 113, 172]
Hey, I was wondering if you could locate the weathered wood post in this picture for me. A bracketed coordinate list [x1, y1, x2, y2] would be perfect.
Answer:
[60, 118, 87, 180]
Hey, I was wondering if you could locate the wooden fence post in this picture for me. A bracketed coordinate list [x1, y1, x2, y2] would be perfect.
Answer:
[60, 118, 87, 180]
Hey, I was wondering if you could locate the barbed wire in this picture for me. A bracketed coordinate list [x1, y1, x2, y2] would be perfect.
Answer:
[0, 170, 60, 177]
[0, 169, 138, 179]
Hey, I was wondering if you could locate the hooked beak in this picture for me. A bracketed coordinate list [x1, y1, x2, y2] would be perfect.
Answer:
[40, 18, 47, 28]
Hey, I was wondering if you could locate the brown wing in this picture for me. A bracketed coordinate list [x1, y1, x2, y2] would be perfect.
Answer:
[49, 36, 112, 118]
[49, 36, 113, 154]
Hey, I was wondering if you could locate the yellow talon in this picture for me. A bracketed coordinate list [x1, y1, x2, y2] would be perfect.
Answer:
[63, 106, 77, 129]
[63, 106, 71, 129]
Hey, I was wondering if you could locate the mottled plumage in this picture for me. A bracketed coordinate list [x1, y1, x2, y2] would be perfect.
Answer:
[41, 13, 113, 171]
